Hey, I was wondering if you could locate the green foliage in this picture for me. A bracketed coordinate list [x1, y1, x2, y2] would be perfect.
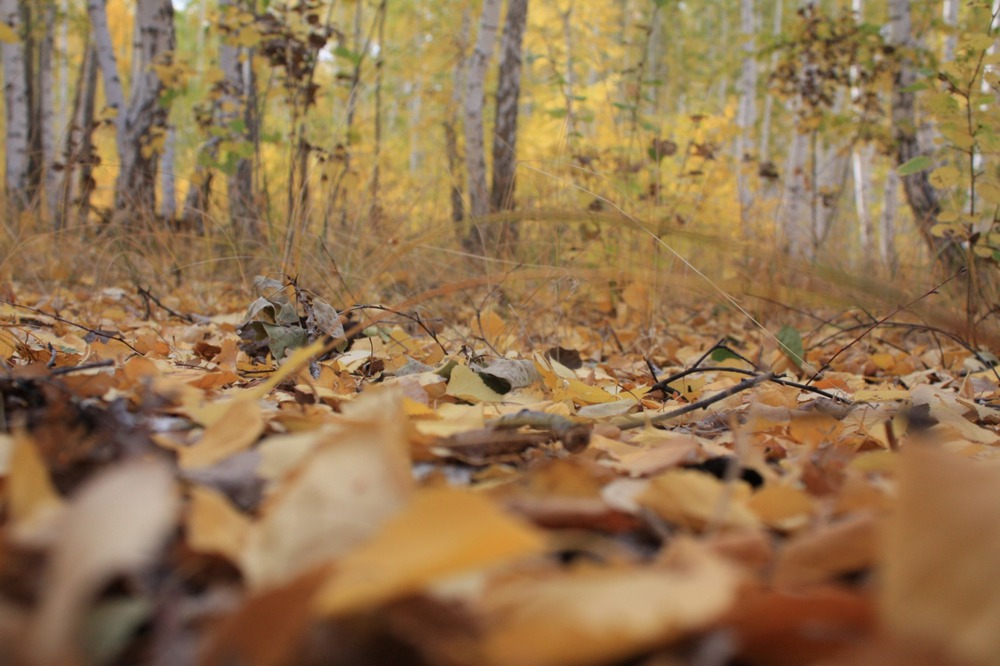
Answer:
[776, 324, 804, 370]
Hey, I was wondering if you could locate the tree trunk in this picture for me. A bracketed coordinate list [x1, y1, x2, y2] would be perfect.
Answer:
[58, 41, 99, 229]
[159, 124, 176, 221]
[887, 0, 963, 268]
[223, 0, 259, 240]
[881, 167, 899, 274]
[849, 0, 874, 258]
[942, 0, 959, 63]
[2, 0, 31, 211]
[735, 0, 757, 231]
[38, 0, 59, 218]
[463, 0, 502, 249]
[112, 0, 174, 224]
[490, 0, 528, 250]
[445, 8, 470, 236]
[758, 0, 782, 165]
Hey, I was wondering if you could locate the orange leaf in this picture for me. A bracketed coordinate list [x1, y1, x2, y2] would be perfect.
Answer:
[178, 400, 266, 469]
[312, 486, 546, 616]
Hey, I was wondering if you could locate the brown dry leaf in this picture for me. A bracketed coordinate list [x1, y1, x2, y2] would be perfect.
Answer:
[881, 445, 1000, 666]
[178, 399, 266, 469]
[202, 567, 329, 666]
[243, 387, 413, 589]
[30, 460, 178, 664]
[639, 469, 759, 531]
[746, 483, 815, 531]
[481, 538, 740, 666]
[186, 485, 250, 564]
[772, 512, 878, 589]
[7, 431, 63, 525]
[312, 486, 547, 616]
[727, 585, 875, 666]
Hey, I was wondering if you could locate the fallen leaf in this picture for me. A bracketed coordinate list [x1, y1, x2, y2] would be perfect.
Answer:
[30, 460, 178, 663]
[447, 364, 506, 403]
[773, 512, 878, 589]
[481, 539, 740, 666]
[242, 387, 413, 589]
[178, 399, 266, 469]
[7, 431, 63, 525]
[186, 485, 250, 564]
[881, 445, 1000, 666]
[639, 468, 759, 531]
[312, 486, 547, 616]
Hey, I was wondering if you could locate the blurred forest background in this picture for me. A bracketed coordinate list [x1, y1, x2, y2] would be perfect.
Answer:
[2, 0, 1000, 334]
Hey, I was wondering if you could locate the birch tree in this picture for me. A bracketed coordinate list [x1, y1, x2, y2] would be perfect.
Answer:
[2, 0, 31, 210]
[88, 0, 176, 224]
[735, 0, 757, 230]
[490, 0, 528, 249]
[463, 0, 502, 248]
[887, 0, 962, 268]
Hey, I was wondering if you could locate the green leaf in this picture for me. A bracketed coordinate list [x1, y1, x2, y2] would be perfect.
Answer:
[897, 156, 933, 176]
[334, 46, 362, 66]
[776, 325, 804, 369]
[710, 348, 740, 362]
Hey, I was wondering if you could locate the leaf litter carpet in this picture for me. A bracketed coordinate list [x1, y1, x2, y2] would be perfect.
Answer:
[0, 278, 998, 666]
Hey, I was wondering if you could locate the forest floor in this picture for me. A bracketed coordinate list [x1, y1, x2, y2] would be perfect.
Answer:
[0, 273, 998, 666]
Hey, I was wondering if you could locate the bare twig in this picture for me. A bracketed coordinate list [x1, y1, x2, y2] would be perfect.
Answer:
[0, 298, 141, 355]
[619, 372, 775, 430]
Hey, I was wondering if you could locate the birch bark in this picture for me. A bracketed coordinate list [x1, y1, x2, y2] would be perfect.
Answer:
[2, 0, 31, 209]
[464, 0, 502, 234]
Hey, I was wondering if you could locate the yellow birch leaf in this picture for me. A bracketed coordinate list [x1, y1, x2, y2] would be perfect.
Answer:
[446, 364, 505, 403]
[746, 484, 814, 531]
[178, 400, 266, 469]
[881, 446, 1000, 666]
[482, 539, 740, 666]
[187, 486, 250, 564]
[312, 487, 546, 616]
[244, 387, 413, 589]
[8, 432, 62, 524]
[639, 469, 759, 532]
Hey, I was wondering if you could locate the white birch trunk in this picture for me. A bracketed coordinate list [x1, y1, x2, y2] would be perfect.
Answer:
[850, 0, 874, 256]
[116, 0, 175, 220]
[942, 0, 958, 63]
[40, 1, 59, 218]
[759, 0, 782, 165]
[86, 0, 126, 144]
[780, 1, 814, 258]
[881, 167, 899, 273]
[407, 81, 422, 174]
[2, 0, 31, 208]
[464, 0, 502, 222]
[159, 124, 176, 220]
[736, 0, 758, 226]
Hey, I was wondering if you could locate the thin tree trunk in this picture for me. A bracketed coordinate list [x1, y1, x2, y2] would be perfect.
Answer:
[887, 0, 962, 268]
[58, 41, 98, 229]
[850, 0, 874, 257]
[367, 0, 387, 225]
[942, 0, 959, 63]
[2, 0, 31, 211]
[113, 0, 175, 224]
[444, 10, 470, 236]
[881, 167, 899, 273]
[463, 0, 502, 249]
[490, 0, 528, 252]
[159, 124, 176, 220]
[86, 0, 126, 148]
[736, 0, 758, 231]
[758, 0, 782, 165]
[39, 0, 59, 219]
